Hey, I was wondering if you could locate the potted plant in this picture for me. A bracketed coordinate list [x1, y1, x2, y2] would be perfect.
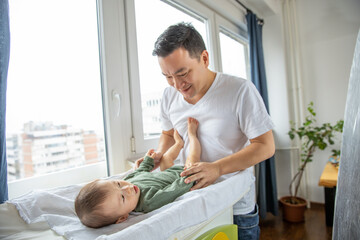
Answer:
[280, 102, 344, 222]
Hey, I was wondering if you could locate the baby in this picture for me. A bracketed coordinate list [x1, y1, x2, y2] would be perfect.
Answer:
[75, 117, 201, 228]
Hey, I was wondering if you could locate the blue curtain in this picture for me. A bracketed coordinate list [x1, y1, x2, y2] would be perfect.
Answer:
[246, 12, 278, 218]
[0, 0, 10, 204]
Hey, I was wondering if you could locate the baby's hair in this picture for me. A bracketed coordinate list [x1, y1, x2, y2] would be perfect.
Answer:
[74, 179, 117, 228]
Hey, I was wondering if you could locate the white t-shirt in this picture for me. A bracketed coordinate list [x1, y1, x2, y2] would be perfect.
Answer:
[160, 72, 274, 215]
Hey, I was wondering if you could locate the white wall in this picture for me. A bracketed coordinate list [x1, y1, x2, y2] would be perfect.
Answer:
[295, 0, 360, 203]
[180, 0, 360, 204]
[263, 0, 360, 203]
[262, 12, 293, 199]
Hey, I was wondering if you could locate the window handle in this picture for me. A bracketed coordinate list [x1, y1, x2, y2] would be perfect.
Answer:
[112, 90, 121, 118]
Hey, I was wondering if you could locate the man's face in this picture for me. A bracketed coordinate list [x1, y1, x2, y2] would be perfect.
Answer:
[158, 47, 209, 104]
[97, 180, 140, 222]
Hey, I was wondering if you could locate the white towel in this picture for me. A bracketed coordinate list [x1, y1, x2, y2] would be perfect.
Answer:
[9, 169, 254, 240]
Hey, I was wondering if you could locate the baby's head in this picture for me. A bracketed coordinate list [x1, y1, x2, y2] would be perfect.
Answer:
[75, 179, 140, 228]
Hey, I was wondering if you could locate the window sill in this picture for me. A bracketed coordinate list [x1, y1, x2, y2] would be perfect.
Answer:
[8, 162, 107, 200]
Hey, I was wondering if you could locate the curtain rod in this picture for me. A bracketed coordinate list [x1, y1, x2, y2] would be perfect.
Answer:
[235, 0, 264, 24]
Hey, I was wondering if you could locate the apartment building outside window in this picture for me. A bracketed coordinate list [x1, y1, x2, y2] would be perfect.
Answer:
[6, 0, 107, 187]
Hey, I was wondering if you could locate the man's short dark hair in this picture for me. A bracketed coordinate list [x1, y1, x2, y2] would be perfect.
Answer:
[152, 22, 206, 60]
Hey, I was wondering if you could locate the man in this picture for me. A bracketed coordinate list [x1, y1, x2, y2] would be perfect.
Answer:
[136, 22, 275, 240]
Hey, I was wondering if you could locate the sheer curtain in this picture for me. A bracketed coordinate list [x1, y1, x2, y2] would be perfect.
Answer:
[246, 12, 278, 219]
[333, 30, 360, 239]
[0, 0, 10, 203]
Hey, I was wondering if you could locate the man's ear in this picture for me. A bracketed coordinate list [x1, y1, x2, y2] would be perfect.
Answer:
[200, 50, 209, 67]
[115, 213, 129, 224]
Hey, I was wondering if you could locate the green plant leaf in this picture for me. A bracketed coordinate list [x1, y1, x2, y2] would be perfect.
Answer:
[287, 102, 344, 198]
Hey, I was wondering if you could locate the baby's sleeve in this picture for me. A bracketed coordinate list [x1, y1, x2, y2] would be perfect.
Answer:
[136, 156, 155, 172]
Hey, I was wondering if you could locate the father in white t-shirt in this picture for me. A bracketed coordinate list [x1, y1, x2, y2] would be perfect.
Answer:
[136, 22, 275, 240]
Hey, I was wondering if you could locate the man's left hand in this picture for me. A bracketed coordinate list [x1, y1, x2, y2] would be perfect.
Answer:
[180, 162, 221, 190]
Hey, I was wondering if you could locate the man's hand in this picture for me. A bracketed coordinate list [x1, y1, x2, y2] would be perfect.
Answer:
[180, 162, 221, 190]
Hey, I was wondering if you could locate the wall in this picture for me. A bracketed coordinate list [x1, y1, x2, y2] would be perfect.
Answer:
[295, 0, 360, 203]
[263, 0, 360, 203]
[262, 12, 293, 199]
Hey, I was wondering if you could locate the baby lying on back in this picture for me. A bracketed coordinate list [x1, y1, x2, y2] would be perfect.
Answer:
[75, 118, 201, 228]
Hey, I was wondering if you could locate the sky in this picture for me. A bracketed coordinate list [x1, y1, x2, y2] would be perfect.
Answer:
[6, 0, 247, 137]
[6, 0, 104, 134]
[6, 0, 207, 136]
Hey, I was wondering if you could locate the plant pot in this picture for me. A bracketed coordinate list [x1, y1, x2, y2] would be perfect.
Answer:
[279, 196, 307, 223]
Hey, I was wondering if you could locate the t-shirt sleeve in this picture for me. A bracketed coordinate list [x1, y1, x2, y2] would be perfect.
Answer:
[237, 80, 275, 139]
[160, 87, 174, 131]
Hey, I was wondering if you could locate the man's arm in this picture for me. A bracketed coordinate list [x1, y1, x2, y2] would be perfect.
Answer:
[180, 130, 275, 190]
[134, 129, 176, 170]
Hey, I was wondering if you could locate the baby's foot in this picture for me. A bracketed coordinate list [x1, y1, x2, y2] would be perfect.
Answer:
[173, 130, 184, 148]
[188, 117, 199, 138]
[184, 162, 193, 170]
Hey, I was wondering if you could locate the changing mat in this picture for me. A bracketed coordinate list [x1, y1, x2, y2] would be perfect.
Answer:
[8, 169, 254, 240]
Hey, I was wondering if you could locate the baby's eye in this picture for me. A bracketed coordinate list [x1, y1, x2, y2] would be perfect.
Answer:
[122, 195, 125, 202]
[117, 182, 121, 188]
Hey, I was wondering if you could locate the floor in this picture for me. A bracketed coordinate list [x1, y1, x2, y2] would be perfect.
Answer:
[259, 202, 333, 240]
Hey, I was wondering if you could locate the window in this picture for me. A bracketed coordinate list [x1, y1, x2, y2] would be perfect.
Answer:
[127, 0, 209, 154]
[7, 0, 107, 198]
[122, 0, 250, 156]
[6, 0, 249, 199]
[219, 31, 248, 79]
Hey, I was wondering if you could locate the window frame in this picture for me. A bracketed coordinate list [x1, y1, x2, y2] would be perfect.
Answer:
[125, 0, 220, 157]
[215, 13, 250, 79]
[7, 0, 132, 199]
[100, 0, 251, 173]
[9, 162, 107, 199]
[124, 0, 250, 157]
[7, 0, 250, 199]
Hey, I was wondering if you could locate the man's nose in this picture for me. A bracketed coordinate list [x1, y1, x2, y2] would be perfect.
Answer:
[173, 77, 184, 90]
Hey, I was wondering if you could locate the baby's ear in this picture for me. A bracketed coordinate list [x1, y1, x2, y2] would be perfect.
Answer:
[115, 213, 129, 224]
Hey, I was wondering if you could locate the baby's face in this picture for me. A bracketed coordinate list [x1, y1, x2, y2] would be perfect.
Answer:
[97, 179, 140, 221]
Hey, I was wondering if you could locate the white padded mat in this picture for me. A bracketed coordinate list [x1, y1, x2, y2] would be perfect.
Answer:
[7, 170, 253, 240]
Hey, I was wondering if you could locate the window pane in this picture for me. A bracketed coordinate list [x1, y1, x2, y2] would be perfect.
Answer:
[220, 31, 247, 79]
[6, 0, 106, 181]
[134, 0, 208, 138]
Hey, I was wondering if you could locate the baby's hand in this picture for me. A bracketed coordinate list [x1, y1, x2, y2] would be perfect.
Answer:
[146, 149, 156, 159]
